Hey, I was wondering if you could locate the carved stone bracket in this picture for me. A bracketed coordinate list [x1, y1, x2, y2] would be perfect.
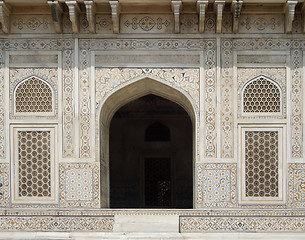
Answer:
[231, 0, 243, 34]
[0, 0, 11, 34]
[48, 0, 64, 34]
[109, 0, 120, 33]
[171, 0, 182, 33]
[85, 0, 96, 34]
[215, 0, 225, 34]
[197, 0, 208, 33]
[66, 0, 81, 34]
[285, 0, 297, 34]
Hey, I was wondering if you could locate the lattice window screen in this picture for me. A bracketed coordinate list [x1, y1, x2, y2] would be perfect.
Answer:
[243, 77, 281, 113]
[15, 77, 52, 113]
[245, 131, 279, 198]
[18, 131, 51, 197]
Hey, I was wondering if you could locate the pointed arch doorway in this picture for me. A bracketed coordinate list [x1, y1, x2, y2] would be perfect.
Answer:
[99, 78, 196, 209]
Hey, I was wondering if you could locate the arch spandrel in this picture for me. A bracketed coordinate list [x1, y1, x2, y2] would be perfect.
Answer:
[95, 68, 199, 116]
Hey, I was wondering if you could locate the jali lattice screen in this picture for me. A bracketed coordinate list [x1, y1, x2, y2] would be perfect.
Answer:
[243, 77, 281, 113]
[245, 131, 279, 198]
[15, 77, 52, 113]
[18, 131, 51, 197]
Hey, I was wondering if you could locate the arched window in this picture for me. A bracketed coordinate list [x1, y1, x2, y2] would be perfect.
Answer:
[145, 122, 171, 141]
[242, 76, 281, 113]
[15, 77, 53, 114]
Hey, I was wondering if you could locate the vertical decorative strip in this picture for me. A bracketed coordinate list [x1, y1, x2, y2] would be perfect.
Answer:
[0, 43, 5, 158]
[291, 41, 303, 158]
[204, 40, 217, 157]
[0, 163, 9, 207]
[79, 41, 91, 158]
[221, 39, 234, 158]
[62, 40, 74, 158]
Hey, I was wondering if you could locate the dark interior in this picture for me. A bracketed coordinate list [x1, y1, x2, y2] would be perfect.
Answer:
[109, 94, 193, 208]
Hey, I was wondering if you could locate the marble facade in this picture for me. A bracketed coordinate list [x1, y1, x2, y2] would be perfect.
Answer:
[0, 0, 305, 239]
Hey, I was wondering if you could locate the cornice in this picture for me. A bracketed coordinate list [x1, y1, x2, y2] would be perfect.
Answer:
[0, 0, 303, 34]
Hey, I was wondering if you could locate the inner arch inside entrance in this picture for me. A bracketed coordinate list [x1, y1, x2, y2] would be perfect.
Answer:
[99, 78, 196, 208]
[110, 94, 193, 208]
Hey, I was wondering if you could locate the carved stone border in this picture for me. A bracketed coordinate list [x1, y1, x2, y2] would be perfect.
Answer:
[221, 39, 234, 158]
[180, 216, 305, 232]
[0, 216, 114, 231]
[1, 209, 305, 216]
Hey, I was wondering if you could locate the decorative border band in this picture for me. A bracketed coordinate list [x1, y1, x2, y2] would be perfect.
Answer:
[0, 216, 114, 231]
[180, 216, 305, 232]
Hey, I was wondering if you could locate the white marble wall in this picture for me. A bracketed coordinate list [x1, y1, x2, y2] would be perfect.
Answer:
[0, 8, 304, 235]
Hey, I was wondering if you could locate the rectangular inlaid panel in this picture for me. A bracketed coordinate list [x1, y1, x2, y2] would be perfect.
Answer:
[59, 163, 100, 208]
[245, 131, 279, 198]
[18, 131, 51, 198]
[197, 163, 237, 208]
[288, 164, 305, 207]
[238, 15, 284, 34]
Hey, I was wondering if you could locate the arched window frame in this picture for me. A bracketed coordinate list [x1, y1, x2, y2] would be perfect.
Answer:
[241, 75, 283, 117]
[13, 76, 55, 117]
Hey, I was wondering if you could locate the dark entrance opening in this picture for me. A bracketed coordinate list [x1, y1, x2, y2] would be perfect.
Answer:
[109, 94, 193, 208]
[145, 157, 171, 208]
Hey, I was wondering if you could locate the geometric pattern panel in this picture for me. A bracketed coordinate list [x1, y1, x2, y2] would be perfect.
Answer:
[290, 46, 302, 158]
[62, 47, 74, 158]
[243, 77, 281, 113]
[237, 68, 286, 118]
[0, 216, 114, 231]
[180, 216, 305, 232]
[121, 14, 173, 33]
[238, 15, 284, 34]
[9, 68, 58, 118]
[10, 15, 55, 34]
[59, 163, 99, 208]
[288, 164, 305, 208]
[15, 77, 52, 113]
[18, 131, 51, 198]
[79, 48, 91, 158]
[0, 164, 9, 207]
[245, 131, 279, 198]
[197, 163, 237, 208]
[204, 40, 217, 158]
[221, 39, 234, 158]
